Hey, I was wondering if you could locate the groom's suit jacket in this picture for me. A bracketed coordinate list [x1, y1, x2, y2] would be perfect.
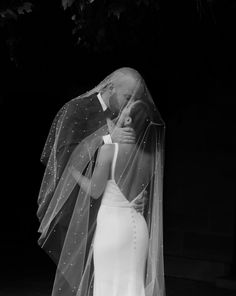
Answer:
[55, 92, 113, 178]
[39, 92, 113, 264]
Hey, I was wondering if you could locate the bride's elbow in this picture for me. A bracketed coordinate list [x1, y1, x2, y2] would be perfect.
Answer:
[90, 192, 102, 200]
[91, 194, 100, 200]
[90, 185, 104, 200]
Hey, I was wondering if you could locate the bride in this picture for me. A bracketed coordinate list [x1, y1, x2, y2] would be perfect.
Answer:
[37, 68, 166, 296]
[69, 100, 155, 296]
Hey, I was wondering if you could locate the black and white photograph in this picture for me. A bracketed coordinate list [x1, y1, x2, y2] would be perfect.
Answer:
[1, 1, 236, 296]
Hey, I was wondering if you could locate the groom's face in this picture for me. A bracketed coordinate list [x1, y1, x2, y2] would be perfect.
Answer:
[109, 91, 130, 115]
[109, 76, 136, 115]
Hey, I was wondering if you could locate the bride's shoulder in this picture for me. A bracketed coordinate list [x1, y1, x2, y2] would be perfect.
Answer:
[118, 143, 136, 147]
[100, 143, 114, 151]
[118, 143, 136, 150]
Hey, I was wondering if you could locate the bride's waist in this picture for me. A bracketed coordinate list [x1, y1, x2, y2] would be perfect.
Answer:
[101, 200, 133, 208]
[101, 193, 132, 208]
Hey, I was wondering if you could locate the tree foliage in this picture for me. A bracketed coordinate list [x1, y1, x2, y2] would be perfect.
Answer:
[60, 0, 219, 52]
[0, 1, 33, 65]
[62, 0, 160, 51]
[0, 1, 32, 24]
[0, 0, 222, 64]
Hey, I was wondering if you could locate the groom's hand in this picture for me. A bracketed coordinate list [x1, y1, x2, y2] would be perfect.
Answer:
[111, 126, 136, 144]
[133, 190, 148, 214]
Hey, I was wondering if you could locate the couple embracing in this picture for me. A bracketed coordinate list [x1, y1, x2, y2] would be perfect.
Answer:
[37, 67, 165, 296]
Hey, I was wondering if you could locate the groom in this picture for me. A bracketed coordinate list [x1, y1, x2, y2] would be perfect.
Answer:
[38, 69, 137, 212]
[86, 69, 138, 146]
[97, 70, 138, 144]
[40, 71, 137, 176]
[38, 69, 146, 260]
[38, 69, 142, 221]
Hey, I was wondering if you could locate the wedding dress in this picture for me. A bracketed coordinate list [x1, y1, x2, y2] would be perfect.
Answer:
[93, 142, 149, 296]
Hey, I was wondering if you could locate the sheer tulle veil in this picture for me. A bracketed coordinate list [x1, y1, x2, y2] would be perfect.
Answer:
[36, 67, 166, 296]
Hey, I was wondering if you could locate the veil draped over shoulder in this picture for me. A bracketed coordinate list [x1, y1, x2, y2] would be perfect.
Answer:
[36, 68, 166, 296]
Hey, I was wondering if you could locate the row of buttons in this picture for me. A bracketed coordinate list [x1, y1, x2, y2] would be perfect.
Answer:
[131, 208, 137, 250]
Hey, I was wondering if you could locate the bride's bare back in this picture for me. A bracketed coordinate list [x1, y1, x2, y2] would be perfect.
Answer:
[109, 143, 152, 202]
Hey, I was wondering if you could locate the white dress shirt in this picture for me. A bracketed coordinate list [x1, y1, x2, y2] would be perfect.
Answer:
[97, 93, 112, 144]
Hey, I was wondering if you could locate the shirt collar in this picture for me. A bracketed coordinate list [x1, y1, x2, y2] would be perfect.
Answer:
[97, 93, 108, 111]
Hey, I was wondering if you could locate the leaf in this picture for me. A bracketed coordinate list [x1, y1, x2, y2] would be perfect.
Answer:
[17, 2, 33, 15]
[79, 2, 84, 11]
[62, 0, 76, 10]
[108, 3, 126, 19]
[62, 0, 68, 9]
[136, 0, 150, 6]
[0, 9, 18, 20]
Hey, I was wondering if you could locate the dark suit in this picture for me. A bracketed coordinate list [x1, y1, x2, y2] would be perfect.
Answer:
[56, 92, 112, 179]
[38, 92, 113, 265]
[41, 92, 112, 173]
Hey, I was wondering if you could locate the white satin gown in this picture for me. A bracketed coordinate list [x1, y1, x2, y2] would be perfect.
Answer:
[93, 142, 149, 296]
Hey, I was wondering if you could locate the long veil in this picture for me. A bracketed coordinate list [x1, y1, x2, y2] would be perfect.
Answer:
[36, 68, 166, 296]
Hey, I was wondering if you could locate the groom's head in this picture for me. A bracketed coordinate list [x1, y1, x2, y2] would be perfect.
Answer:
[101, 68, 142, 116]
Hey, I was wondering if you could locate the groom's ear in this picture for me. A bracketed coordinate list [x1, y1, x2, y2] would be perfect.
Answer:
[107, 82, 114, 93]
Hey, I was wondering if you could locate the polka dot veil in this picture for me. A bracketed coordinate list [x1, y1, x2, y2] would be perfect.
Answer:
[36, 68, 166, 296]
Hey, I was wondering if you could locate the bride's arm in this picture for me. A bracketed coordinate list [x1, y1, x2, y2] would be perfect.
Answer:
[69, 144, 112, 199]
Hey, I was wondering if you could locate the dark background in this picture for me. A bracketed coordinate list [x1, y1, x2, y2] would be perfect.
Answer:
[1, 0, 236, 295]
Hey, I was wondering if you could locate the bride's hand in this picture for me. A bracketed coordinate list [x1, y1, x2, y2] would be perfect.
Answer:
[111, 126, 136, 144]
[107, 118, 136, 144]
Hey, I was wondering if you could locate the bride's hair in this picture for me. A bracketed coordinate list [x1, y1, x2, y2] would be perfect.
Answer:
[122, 100, 150, 138]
